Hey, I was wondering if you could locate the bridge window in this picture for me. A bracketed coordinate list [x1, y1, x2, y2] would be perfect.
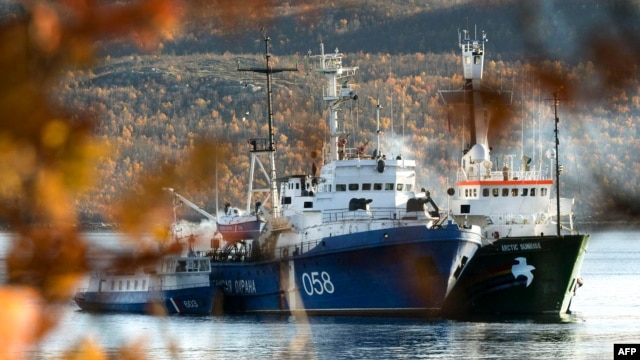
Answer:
[493, 188, 499, 197]
[530, 188, 536, 196]
[502, 188, 509, 197]
[385, 183, 394, 190]
[111, 281, 115, 291]
[362, 183, 371, 190]
[541, 188, 547, 196]
[119, 281, 122, 291]
[521, 188, 528, 196]
[483, 188, 490, 197]
[349, 183, 359, 191]
[336, 184, 346, 191]
[406, 184, 413, 192]
[396, 184, 404, 191]
[200, 260, 209, 271]
[511, 188, 518, 196]
[374, 183, 383, 190]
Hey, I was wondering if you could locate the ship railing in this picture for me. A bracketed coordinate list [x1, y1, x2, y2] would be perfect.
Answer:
[277, 239, 324, 259]
[322, 207, 434, 223]
[149, 282, 210, 292]
[207, 245, 251, 262]
[275, 208, 437, 257]
[337, 146, 374, 160]
[74, 281, 211, 294]
[457, 169, 549, 182]
[489, 212, 549, 226]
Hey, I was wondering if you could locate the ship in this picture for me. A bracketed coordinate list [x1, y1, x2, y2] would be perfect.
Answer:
[215, 202, 264, 243]
[171, 35, 483, 316]
[438, 28, 590, 317]
[74, 240, 219, 315]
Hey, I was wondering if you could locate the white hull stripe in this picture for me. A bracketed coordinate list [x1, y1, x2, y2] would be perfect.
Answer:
[169, 297, 180, 314]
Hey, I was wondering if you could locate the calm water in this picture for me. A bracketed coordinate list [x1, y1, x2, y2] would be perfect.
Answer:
[5, 228, 639, 359]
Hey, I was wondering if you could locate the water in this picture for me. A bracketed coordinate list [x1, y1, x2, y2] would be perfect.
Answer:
[6, 229, 639, 359]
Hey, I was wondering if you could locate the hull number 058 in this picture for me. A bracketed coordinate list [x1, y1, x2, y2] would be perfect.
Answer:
[301, 271, 335, 296]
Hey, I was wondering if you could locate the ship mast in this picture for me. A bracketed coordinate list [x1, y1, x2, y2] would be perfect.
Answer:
[439, 28, 499, 167]
[238, 34, 297, 217]
[459, 27, 488, 148]
[552, 91, 562, 236]
[376, 99, 382, 156]
[310, 43, 358, 161]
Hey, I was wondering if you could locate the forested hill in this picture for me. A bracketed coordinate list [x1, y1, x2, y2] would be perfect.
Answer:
[3, 1, 638, 226]
[5, 1, 637, 61]
[91, 1, 640, 64]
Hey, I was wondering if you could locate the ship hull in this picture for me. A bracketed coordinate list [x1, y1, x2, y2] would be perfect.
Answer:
[74, 285, 219, 315]
[216, 219, 262, 242]
[211, 224, 481, 316]
[440, 234, 590, 318]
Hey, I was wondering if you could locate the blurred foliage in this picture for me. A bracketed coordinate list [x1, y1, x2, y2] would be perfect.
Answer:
[0, 0, 274, 359]
[0, 0, 639, 358]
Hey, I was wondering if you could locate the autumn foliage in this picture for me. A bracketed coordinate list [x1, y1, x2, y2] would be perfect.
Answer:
[0, 0, 639, 358]
[0, 1, 273, 359]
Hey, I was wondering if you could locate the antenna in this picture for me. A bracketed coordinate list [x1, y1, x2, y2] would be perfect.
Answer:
[376, 99, 382, 158]
[311, 41, 358, 162]
[547, 91, 565, 236]
[390, 90, 394, 157]
[238, 34, 298, 153]
[401, 89, 405, 158]
[237, 33, 298, 218]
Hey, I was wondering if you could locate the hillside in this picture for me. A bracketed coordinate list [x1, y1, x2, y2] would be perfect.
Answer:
[56, 54, 638, 225]
[4, 0, 639, 225]
[92, 1, 640, 65]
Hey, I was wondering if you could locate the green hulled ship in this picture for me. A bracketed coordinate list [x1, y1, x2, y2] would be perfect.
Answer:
[439, 27, 590, 317]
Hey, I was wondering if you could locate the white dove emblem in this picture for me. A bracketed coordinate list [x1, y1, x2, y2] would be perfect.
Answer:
[511, 257, 536, 287]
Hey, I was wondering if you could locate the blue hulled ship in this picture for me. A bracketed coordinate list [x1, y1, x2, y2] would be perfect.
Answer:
[74, 253, 219, 315]
[171, 36, 483, 316]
